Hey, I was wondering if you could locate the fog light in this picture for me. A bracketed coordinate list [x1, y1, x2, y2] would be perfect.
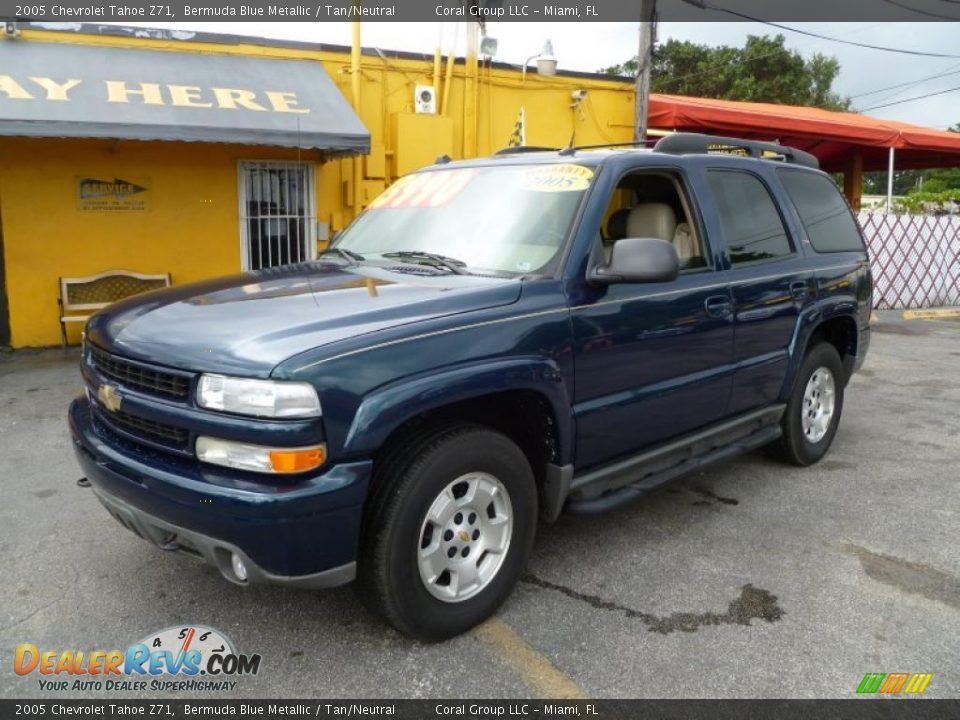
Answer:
[231, 553, 248, 582]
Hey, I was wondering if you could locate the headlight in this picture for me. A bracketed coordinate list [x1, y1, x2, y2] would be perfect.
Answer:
[196, 437, 326, 474]
[197, 374, 321, 418]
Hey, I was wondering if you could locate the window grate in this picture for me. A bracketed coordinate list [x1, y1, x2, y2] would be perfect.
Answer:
[239, 161, 317, 271]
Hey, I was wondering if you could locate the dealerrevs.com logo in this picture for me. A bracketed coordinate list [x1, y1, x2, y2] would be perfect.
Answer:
[14, 625, 261, 693]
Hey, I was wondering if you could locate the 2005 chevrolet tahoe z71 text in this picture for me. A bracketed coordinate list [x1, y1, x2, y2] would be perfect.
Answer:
[70, 134, 872, 640]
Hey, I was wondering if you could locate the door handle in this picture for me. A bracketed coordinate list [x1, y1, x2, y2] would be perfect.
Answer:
[704, 295, 733, 318]
[790, 280, 809, 301]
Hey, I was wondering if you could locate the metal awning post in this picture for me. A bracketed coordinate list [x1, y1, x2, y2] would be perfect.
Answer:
[886, 146, 895, 214]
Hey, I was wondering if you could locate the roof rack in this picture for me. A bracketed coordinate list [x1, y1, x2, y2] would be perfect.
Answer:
[653, 133, 819, 169]
[496, 141, 656, 157]
[494, 146, 560, 155]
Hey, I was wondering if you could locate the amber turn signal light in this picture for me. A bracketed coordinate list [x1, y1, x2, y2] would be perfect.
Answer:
[269, 445, 327, 473]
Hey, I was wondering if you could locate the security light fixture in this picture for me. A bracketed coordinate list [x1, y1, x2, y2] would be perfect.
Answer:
[522, 39, 558, 81]
[536, 40, 557, 76]
[480, 35, 498, 60]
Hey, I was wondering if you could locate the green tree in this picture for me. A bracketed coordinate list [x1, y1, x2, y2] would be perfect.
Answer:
[601, 34, 849, 110]
[863, 167, 960, 195]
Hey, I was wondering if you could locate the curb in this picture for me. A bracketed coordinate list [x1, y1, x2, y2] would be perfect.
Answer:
[902, 308, 960, 321]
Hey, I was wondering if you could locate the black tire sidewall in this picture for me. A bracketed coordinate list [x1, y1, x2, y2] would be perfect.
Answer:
[373, 428, 537, 640]
[784, 343, 846, 465]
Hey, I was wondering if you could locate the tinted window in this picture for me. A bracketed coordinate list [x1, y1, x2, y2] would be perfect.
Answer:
[707, 170, 793, 265]
[778, 169, 866, 253]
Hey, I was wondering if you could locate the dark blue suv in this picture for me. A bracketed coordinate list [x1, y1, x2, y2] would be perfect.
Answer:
[69, 134, 872, 640]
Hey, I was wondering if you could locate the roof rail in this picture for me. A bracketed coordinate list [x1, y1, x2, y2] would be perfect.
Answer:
[494, 145, 560, 155]
[557, 141, 656, 156]
[653, 133, 819, 169]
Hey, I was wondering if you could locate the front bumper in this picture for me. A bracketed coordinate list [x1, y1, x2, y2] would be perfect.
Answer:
[69, 397, 371, 588]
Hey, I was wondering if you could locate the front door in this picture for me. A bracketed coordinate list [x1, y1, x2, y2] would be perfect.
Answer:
[572, 169, 734, 470]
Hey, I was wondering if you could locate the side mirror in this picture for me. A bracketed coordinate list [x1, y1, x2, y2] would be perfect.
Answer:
[589, 237, 680, 285]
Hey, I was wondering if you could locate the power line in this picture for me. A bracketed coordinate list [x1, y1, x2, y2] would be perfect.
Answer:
[842, 63, 960, 103]
[653, 28, 879, 90]
[680, 1, 960, 58]
[877, 0, 960, 20]
[857, 83, 960, 112]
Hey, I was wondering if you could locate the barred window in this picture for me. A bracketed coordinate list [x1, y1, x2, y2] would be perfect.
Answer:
[239, 161, 317, 271]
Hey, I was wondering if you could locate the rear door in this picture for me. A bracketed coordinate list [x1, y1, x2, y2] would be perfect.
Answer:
[703, 168, 814, 415]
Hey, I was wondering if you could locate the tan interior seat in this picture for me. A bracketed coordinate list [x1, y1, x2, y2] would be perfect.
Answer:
[626, 203, 677, 242]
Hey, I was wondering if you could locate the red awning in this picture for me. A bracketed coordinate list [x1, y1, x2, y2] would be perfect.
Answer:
[648, 94, 960, 172]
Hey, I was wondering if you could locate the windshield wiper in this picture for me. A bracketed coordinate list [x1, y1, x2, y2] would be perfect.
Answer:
[320, 248, 366, 262]
[382, 251, 468, 275]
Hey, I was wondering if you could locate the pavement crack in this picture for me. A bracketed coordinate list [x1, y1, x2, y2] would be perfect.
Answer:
[689, 486, 739, 505]
[0, 595, 62, 634]
[521, 573, 784, 634]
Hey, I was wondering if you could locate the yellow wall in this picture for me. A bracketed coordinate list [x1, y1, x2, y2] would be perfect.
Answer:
[0, 29, 635, 347]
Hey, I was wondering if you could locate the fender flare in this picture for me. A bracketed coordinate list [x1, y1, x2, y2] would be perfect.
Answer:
[341, 356, 574, 465]
[780, 297, 860, 400]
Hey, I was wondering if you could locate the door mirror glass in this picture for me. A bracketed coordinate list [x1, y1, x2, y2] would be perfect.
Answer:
[590, 237, 680, 285]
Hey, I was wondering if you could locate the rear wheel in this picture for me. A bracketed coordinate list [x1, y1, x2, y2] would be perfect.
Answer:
[358, 424, 537, 641]
[770, 342, 845, 466]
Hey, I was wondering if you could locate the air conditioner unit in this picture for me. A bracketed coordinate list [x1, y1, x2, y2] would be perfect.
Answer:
[414, 85, 437, 115]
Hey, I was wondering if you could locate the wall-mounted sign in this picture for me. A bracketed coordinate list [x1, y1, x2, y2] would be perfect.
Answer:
[0, 41, 369, 152]
[77, 176, 150, 213]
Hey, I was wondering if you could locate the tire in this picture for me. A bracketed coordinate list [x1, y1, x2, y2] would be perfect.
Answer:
[358, 424, 537, 641]
[770, 342, 846, 466]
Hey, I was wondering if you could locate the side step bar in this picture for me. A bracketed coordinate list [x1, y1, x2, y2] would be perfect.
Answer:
[565, 406, 784, 516]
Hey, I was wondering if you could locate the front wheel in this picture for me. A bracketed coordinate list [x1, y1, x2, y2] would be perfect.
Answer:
[358, 425, 537, 641]
[770, 342, 846, 466]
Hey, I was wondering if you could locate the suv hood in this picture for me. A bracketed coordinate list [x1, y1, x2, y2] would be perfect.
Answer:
[85, 262, 521, 376]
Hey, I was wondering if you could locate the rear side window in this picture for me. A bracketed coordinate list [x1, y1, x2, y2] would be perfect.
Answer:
[778, 169, 866, 253]
[706, 170, 793, 265]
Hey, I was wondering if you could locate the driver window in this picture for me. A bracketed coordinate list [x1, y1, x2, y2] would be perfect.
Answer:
[599, 172, 708, 272]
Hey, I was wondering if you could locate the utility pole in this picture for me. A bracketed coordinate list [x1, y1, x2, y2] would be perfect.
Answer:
[634, 0, 657, 144]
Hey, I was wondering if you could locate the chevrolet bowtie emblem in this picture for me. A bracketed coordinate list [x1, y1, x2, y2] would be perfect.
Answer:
[458, 530, 470, 543]
[97, 383, 123, 413]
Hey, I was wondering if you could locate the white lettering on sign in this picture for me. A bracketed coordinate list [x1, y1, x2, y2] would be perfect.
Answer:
[0, 74, 310, 114]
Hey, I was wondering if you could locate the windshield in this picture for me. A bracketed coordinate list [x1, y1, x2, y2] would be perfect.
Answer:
[332, 163, 594, 275]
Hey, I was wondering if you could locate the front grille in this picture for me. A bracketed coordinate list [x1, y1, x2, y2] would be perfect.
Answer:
[90, 346, 191, 400]
[95, 406, 189, 450]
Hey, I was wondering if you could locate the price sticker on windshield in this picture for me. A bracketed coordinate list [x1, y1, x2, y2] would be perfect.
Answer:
[519, 164, 594, 192]
[368, 169, 477, 209]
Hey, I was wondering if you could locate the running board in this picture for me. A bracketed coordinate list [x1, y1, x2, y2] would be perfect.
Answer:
[565, 406, 784, 516]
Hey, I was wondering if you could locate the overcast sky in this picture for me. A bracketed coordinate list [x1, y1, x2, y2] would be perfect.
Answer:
[113, 21, 960, 130]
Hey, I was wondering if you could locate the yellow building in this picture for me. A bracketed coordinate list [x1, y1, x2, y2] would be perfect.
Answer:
[0, 23, 635, 347]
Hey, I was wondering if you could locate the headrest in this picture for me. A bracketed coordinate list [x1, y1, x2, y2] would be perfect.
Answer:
[606, 209, 631, 241]
[626, 203, 677, 242]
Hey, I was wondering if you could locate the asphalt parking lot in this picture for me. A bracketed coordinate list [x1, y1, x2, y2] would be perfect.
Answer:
[1, 312, 958, 700]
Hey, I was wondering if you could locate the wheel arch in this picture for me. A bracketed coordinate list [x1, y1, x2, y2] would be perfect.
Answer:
[343, 357, 574, 469]
[782, 300, 861, 400]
